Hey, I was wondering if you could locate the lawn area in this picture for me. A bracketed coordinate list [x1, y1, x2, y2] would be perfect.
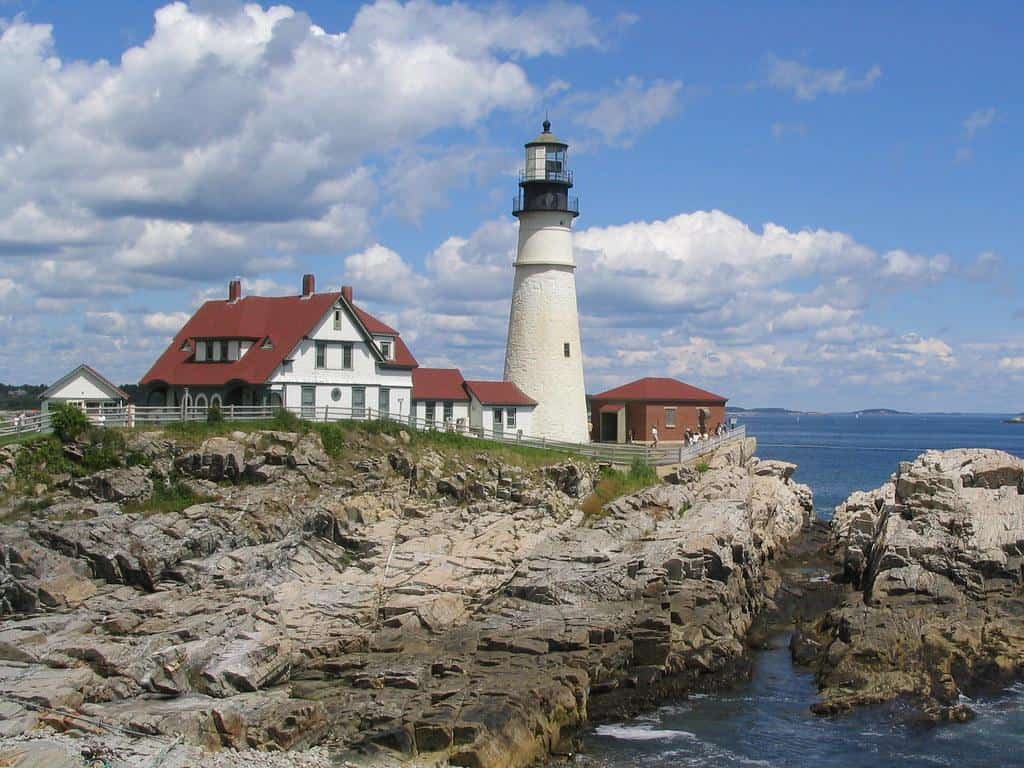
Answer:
[147, 411, 580, 469]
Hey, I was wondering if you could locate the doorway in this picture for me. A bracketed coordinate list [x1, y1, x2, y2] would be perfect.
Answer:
[492, 408, 503, 438]
[301, 386, 316, 420]
[600, 412, 618, 442]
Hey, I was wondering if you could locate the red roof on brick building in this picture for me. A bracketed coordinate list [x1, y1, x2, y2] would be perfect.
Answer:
[141, 287, 417, 387]
[591, 377, 727, 404]
[464, 380, 537, 406]
[412, 368, 470, 401]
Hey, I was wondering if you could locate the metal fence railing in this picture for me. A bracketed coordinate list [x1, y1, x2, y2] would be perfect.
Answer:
[0, 404, 746, 468]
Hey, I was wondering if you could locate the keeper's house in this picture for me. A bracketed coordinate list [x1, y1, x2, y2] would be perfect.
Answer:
[140, 275, 417, 418]
[589, 377, 728, 443]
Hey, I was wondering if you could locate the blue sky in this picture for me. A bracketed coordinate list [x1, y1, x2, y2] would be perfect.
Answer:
[0, 0, 1020, 411]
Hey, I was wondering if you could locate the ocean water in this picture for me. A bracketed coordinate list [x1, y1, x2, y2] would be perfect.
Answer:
[577, 412, 1024, 768]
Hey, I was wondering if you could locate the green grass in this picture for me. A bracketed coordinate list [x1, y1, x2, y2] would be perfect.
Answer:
[0, 431, 50, 447]
[123, 481, 215, 516]
[160, 412, 576, 469]
[696, 460, 710, 473]
[581, 457, 660, 519]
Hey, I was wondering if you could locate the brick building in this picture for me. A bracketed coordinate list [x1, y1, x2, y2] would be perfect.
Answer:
[589, 377, 727, 443]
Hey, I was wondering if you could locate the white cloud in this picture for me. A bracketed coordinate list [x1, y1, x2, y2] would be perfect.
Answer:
[999, 357, 1024, 371]
[879, 250, 951, 283]
[964, 107, 997, 139]
[142, 311, 192, 334]
[764, 55, 882, 101]
[771, 121, 808, 140]
[572, 76, 683, 146]
[0, 0, 598, 288]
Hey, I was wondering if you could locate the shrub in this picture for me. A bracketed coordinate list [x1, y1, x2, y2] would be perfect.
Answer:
[80, 429, 127, 473]
[626, 457, 658, 486]
[312, 422, 347, 456]
[207, 402, 223, 424]
[696, 460, 710, 474]
[49, 402, 89, 443]
[271, 408, 301, 432]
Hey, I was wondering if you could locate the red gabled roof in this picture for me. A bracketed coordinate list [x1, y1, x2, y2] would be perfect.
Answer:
[591, 377, 727, 404]
[352, 306, 417, 369]
[141, 291, 418, 387]
[412, 368, 470, 401]
[463, 380, 537, 407]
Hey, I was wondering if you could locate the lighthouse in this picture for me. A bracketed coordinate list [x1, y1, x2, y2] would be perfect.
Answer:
[504, 120, 589, 443]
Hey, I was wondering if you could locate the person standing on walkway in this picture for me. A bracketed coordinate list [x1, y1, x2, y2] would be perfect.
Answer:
[651, 425, 659, 447]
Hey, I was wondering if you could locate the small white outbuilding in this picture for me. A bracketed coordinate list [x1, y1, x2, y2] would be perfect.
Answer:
[41, 364, 129, 416]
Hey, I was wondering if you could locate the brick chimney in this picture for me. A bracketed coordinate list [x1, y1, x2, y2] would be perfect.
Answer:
[228, 279, 242, 302]
[341, 285, 353, 304]
[301, 273, 315, 297]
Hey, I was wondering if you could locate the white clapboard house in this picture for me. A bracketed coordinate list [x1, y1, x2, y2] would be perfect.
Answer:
[411, 368, 536, 437]
[41, 364, 130, 416]
[140, 275, 418, 418]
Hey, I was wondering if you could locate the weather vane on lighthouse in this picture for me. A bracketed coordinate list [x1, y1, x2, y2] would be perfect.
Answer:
[503, 119, 589, 442]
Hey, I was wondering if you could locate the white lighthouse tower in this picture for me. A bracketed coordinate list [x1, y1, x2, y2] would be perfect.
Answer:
[504, 120, 589, 443]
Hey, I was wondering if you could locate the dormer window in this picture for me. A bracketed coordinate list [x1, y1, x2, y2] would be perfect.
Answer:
[380, 340, 391, 359]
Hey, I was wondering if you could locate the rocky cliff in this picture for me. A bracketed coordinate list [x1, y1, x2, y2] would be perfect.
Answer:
[798, 448, 1024, 719]
[0, 428, 812, 767]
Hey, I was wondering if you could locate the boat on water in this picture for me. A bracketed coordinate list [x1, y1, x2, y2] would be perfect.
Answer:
[1004, 415, 1024, 424]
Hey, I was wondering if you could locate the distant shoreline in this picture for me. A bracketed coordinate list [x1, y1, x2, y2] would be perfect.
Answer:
[730, 408, 1021, 418]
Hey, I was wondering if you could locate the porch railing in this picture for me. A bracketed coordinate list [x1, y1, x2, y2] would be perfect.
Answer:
[0, 404, 746, 468]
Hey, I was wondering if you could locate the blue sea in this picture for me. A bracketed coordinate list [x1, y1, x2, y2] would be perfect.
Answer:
[577, 412, 1024, 768]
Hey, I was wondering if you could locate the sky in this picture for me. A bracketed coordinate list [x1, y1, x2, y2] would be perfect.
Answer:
[0, 0, 1021, 411]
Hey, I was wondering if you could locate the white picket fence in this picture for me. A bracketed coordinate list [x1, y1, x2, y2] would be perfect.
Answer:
[0, 404, 746, 468]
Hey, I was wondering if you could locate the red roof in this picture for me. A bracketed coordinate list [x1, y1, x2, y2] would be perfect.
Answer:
[141, 291, 417, 387]
[591, 377, 727, 404]
[412, 368, 469, 401]
[463, 380, 537, 406]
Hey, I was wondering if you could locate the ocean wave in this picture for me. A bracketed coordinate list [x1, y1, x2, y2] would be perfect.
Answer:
[593, 724, 697, 742]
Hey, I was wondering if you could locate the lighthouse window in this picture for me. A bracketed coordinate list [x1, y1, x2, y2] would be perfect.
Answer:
[563, 342, 571, 358]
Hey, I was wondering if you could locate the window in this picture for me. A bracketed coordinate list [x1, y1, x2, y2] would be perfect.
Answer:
[443, 401, 454, 422]
[380, 340, 391, 359]
[352, 386, 366, 418]
[205, 340, 214, 361]
[665, 407, 677, 428]
[227, 341, 240, 361]
[379, 387, 390, 417]
[342, 343, 353, 370]
[563, 342, 571, 358]
[315, 341, 326, 368]
[334, 309, 342, 330]
[506, 407, 517, 427]
[210, 394, 222, 408]
[425, 401, 436, 425]
[195, 342, 206, 362]
[194, 393, 208, 409]
[493, 408, 502, 426]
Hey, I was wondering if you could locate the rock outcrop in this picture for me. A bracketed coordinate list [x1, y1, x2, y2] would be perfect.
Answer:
[799, 448, 1024, 718]
[0, 427, 812, 767]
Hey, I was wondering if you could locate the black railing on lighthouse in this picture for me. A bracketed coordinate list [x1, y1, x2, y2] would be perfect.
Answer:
[513, 192, 579, 215]
[519, 168, 574, 185]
